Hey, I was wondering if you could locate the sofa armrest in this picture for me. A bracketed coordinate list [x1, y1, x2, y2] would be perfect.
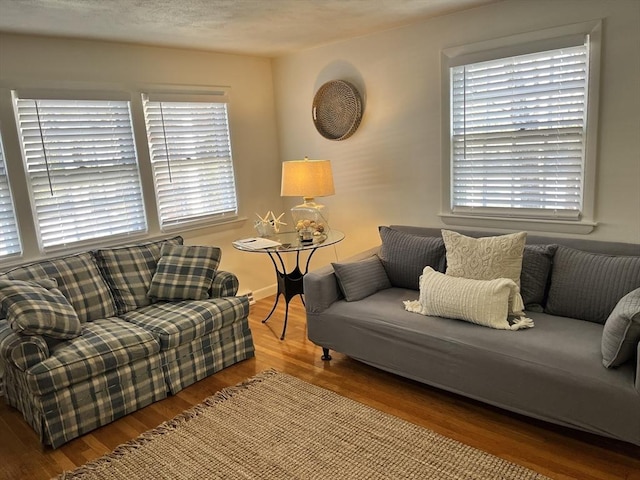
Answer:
[0, 325, 49, 371]
[304, 246, 381, 314]
[210, 270, 239, 298]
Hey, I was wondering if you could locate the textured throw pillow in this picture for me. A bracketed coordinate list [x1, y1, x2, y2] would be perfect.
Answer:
[147, 244, 221, 301]
[378, 226, 446, 290]
[404, 267, 533, 330]
[442, 229, 527, 287]
[545, 246, 640, 324]
[2, 252, 116, 323]
[0, 278, 82, 339]
[94, 236, 183, 314]
[332, 255, 392, 302]
[601, 288, 640, 368]
[520, 244, 558, 310]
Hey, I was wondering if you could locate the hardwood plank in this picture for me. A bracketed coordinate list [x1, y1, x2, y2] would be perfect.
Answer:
[0, 295, 638, 480]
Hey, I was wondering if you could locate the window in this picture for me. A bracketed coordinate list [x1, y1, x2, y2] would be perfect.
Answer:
[142, 93, 238, 230]
[0, 136, 21, 257]
[15, 95, 147, 250]
[442, 21, 601, 231]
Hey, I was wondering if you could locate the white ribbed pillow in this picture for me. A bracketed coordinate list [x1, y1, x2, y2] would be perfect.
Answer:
[404, 267, 533, 330]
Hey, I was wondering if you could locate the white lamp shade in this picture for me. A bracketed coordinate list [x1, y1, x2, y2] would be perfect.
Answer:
[281, 159, 335, 198]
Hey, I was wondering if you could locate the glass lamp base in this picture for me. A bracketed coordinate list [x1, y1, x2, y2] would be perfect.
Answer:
[291, 199, 330, 241]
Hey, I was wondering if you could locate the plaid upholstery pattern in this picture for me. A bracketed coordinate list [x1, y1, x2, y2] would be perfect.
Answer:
[12, 335, 50, 370]
[121, 296, 249, 350]
[26, 318, 160, 396]
[4, 354, 167, 448]
[1, 252, 117, 323]
[0, 279, 81, 340]
[148, 244, 221, 301]
[161, 318, 254, 394]
[94, 236, 183, 314]
[210, 270, 240, 298]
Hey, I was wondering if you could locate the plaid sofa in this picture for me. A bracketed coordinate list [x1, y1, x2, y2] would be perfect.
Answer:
[0, 236, 254, 448]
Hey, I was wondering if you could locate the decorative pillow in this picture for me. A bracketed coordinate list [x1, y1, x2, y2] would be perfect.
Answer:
[404, 267, 533, 330]
[147, 244, 221, 301]
[378, 226, 446, 290]
[94, 236, 183, 314]
[520, 244, 558, 310]
[442, 230, 527, 286]
[0, 278, 82, 339]
[601, 288, 640, 368]
[2, 252, 116, 323]
[545, 246, 640, 324]
[332, 255, 392, 302]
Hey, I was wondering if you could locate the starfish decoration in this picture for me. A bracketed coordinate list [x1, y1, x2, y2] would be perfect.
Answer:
[256, 211, 272, 224]
[270, 211, 287, 233]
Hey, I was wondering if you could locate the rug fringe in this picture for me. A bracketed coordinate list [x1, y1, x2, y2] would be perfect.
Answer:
[57, 369, 280, 479]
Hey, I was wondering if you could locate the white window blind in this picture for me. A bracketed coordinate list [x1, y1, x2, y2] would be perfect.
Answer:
[451, 40, 589, 219]
[0, 137, 21, 257]
[143, 94, 238, 229]
[15, 97, 147, 249]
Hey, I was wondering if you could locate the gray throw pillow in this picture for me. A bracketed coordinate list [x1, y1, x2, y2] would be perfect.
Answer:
[148, 244, 221, 301]
[378, 226, 445, 290]
[602, 288, 640, 368]
[332, 255, 391, 302]
[545, 246, 640, 324]
[520, 244, 558, 311]
[0, 278, 82, 340]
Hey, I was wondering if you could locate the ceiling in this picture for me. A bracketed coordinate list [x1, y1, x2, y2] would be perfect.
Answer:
[0, 0, 503, 57]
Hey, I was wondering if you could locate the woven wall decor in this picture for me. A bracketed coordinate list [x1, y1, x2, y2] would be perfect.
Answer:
[312, 80, 363, 141]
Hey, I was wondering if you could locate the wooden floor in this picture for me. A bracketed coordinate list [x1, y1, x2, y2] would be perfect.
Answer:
[1, 296, 639, 480]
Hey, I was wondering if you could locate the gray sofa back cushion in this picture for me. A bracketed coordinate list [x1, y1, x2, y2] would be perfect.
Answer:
[378, 226, 445, 290]
[521, 244, 557, 310]
[545, 246, 640, 324]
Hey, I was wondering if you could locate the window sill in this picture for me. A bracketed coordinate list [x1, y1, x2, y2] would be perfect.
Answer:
[439, 213, 597, 235]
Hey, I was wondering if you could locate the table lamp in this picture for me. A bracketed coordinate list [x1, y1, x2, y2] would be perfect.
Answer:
[281, 157, 335, 241]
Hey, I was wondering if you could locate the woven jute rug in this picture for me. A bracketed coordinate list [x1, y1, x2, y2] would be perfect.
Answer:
[57, 370, 549, 479]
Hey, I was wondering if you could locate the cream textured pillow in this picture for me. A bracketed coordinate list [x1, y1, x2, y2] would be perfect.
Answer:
[442, 230, 527, 287]
[404, 267, 533, 330]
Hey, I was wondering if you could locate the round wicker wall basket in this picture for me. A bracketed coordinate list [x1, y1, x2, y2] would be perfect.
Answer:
[312, 80, 363, 141]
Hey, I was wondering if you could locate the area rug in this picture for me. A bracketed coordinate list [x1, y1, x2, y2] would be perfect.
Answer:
[57, 370, 549, 479]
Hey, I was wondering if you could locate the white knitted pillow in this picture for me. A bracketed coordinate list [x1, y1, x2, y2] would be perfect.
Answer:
[404, 267, 533, 330]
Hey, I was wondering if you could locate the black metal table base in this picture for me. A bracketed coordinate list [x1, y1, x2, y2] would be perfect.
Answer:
[262, 248, 316, 340]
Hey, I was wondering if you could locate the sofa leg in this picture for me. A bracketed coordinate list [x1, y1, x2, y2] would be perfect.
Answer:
[321, 348, 332, 361]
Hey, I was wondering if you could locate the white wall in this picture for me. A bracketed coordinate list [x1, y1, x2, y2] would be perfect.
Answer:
[273, 0, 640, 267]
[0, 33, 284, 297]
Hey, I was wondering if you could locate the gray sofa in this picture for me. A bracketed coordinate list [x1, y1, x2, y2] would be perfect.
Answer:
[305, 225, 640, 446]
[0, 236, 254, 448]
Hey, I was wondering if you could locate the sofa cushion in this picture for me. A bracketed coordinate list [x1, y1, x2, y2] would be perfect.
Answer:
[1, 252, 117, 323]
[405, 266, 532, 330]
[442, 229, 527, 287]
[378, 226, 445, 290]
[121, 297, 249, 350]
[0, 279, 81, 340]
[94, 236, 183, 314]
[332, 255, 391, 302]
[601, 288, 640, 368]
[520, 244, 558, 311]
[26, 318, 160, 396]
[545, 246, 640, 324]
[148, 244, 221, 301]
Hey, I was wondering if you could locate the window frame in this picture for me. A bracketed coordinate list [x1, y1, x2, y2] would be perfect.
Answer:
[0, 81, 243, 266]
[440, 20, 602, 234]
[142, 89, 239, 232]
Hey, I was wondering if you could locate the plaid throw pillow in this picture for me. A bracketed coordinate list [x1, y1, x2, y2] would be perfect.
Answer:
[94, 236, 183, 314]
[148, 244, 222, 301]
[0, 279, 82, 340]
